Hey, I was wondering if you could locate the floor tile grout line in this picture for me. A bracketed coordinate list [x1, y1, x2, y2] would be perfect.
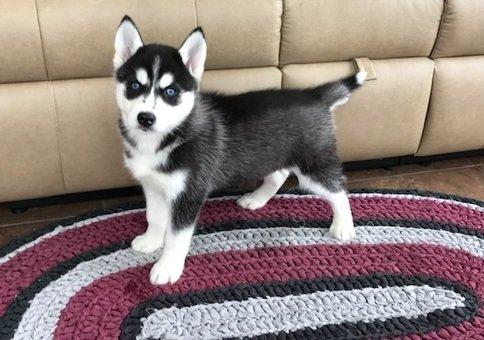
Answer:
[0, 217, 73, 229]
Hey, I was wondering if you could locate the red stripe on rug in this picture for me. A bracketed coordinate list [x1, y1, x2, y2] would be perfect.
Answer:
[1, 196, 482, 316]
[54, 243, 484, 340]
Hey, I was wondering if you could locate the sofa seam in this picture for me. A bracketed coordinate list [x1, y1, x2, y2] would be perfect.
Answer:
[47, 82, 68, 194]
[192, 0, 199, 27]
[33, 0, 49, 80]
[0, 66, 289, 86]
[415, 58, 437, 155]
[34, 0, 67, 193]
[4, 55, 474, 87]
[429, 0, 448, 58]
[278, 0, 285, 88]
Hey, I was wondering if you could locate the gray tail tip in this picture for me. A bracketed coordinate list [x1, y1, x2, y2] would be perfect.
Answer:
[356, 71, 367, 85]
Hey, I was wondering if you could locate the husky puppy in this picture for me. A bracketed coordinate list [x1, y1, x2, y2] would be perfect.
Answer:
[113, 16, 365, 284]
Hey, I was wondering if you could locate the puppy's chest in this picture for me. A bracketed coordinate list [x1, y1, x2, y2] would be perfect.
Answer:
[125, 151, 161, 179]
[125, 148, 186, 199]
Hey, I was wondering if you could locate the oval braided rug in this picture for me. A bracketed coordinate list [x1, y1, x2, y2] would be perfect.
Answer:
[1, 189, 483, 340]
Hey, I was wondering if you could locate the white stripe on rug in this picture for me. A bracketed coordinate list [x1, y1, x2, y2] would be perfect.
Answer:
[13, 226, 483, 340]
[138, 285, 465, 339]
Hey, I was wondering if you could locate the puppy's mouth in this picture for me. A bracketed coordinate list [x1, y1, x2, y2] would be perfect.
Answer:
[138, 126, 155, 134]
[138, 126, 154, 132]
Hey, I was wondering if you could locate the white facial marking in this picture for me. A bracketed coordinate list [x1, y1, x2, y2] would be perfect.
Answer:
[142, 55, 161, 109]
[152, 55, 161, 81]
[136, 68, 148, 85]
[115, 82, 129, 112]
[153, 91, 195, 133]
[158, 73, 174, 88]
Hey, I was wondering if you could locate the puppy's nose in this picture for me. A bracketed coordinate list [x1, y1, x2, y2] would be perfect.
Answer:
[137, 112, 156, 128]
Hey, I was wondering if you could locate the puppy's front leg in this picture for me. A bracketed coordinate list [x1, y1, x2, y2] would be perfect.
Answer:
[149, 225, 194, 285]
[149, 189, 205, 285]
[131, 186, 168, 253]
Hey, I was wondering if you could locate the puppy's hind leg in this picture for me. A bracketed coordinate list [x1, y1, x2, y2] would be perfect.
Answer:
[237, 169, 290, 210]
[294, 165, 356, 241]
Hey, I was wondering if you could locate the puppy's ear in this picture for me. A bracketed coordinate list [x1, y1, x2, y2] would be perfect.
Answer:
[178, 27, 206, 82]
[114, 16, 143, 70]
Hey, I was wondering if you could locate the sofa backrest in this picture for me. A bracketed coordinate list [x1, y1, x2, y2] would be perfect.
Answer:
[0, 0, 483, 202]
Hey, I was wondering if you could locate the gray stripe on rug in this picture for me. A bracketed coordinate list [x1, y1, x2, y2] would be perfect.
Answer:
[3, 192, 481, 265]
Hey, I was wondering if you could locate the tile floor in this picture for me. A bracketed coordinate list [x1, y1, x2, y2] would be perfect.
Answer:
[0, 156, 482, 247]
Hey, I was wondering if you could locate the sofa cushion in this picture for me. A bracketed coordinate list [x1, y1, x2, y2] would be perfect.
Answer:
[201, 67, 281, 94]
[0, 0, 47, 83]
[417, 57, 484, 156]
[196, 0, 282, 69]
[280, 0, 443, 65]
[282, 58, 434, 162]
[52, 78, 134, 193]
[0, 82, 64, 201]
[431, 0, 484, 58]
[36, 0, 197, 80]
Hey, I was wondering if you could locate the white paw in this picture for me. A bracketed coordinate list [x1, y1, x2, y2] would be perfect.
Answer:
[131, 232, 163, 253]
[329, 221, 356, 241]
[237, 193, 269, 210]
[149, 254, 185, 285]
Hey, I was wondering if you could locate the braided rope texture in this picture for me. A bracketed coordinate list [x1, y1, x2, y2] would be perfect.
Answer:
[0, 189, 483, 339]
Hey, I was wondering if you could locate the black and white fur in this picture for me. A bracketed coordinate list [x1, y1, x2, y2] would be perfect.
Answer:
[113, 16, 366, 285]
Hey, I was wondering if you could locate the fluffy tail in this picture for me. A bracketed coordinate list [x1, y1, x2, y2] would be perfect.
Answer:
[315, 71, 366, 111]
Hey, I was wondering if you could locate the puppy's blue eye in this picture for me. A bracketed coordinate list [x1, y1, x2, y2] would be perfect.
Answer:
[164, 87, 178, 97]
[130, 82, 141, 90]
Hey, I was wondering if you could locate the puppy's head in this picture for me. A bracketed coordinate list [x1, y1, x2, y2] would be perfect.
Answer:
[113, 16, 206, 135]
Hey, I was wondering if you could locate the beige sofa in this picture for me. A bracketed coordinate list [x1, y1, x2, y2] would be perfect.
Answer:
[1, 0, 483, 203]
